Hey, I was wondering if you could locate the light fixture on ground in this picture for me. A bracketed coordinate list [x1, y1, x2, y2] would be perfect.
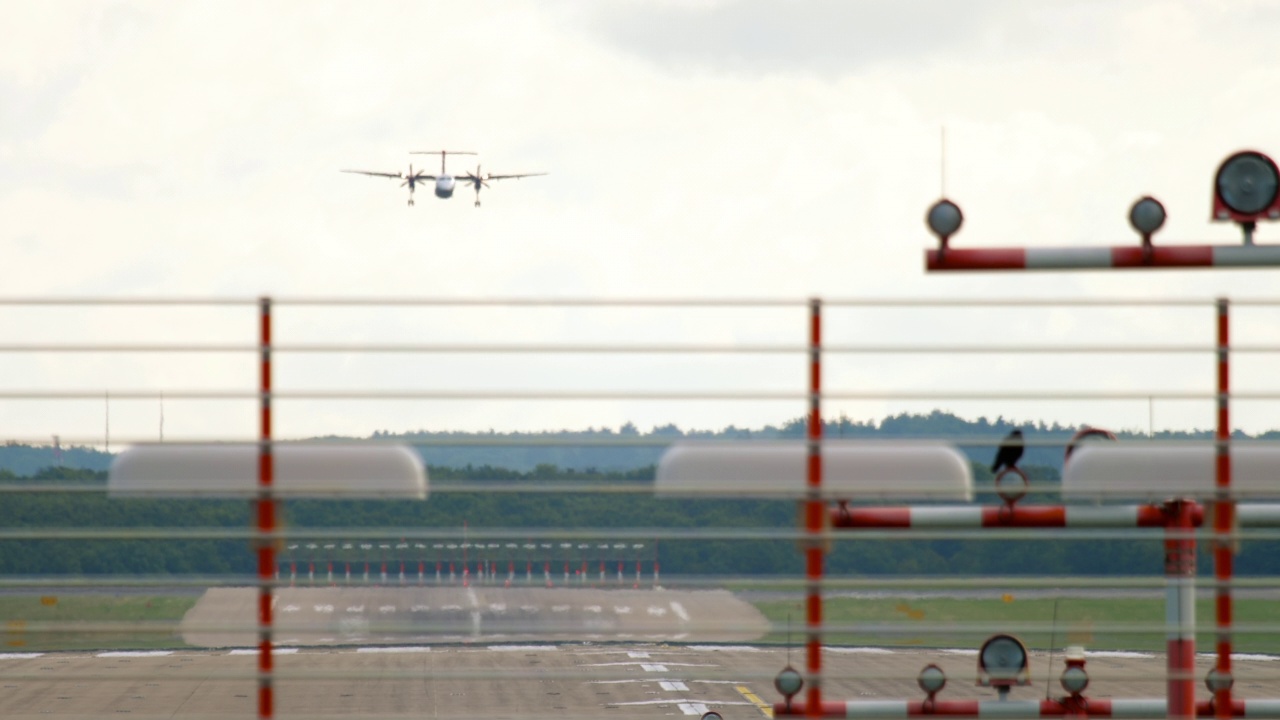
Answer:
[917, 663, 946, 701]
[1060, 646, 1089, 696]
[1206, 668, 1234, 694]
[775, 665, 804, 708]
[977, 634, 1030, 700]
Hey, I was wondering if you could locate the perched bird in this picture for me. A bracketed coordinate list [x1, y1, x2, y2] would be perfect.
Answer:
[991, 429, 1025, 473]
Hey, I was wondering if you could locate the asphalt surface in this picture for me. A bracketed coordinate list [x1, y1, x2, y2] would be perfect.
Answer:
[0, 587, 1277, 719]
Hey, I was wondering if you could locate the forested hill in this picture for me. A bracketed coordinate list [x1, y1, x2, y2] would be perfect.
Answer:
[4, 410, 1264, 476]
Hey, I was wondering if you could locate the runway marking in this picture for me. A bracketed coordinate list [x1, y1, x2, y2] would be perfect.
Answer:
[0, 653, 43, 659]
[282, 605, 300, 612]
[410, 605, 430, 612]
[467, 587, 481, 637]
[228, 648, 298, 656]
[660, 681, 690, 691]
[669, 602, 690, 622]
[97, 651, 173, 658]
[442, 604, 463, 611]
[736, 685, 774, 717]
[828, 647, 894, 654]
[487, 645, 558, 651]
[489, 603, 507, 612]
[346, 605, 364, 613]
[520, 605, 539, 613]
[678, 702, 710, 715]
[552, 605, 570, 612]
[314, 604, 334, 613]
[642, 663, 669, 672]
[356, 646, 430, 653]
[378, 605, 396, 613]
[647, 606, 667, 617]
[690, 645, 761, 652]
[582, 661, 714, 668]
[941, 649, 978, 656]
[585, 605, 602, 613]
[628, 651, 650, 659]
[613, 699, 755, 710]
[614, 606, 632, 614]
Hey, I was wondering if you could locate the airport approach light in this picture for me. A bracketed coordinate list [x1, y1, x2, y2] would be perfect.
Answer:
[928, 150, 1280, 270]
[1060, 647, 1089, 696]
[1214, 151, 1280, 223]
[994, 467, 1029, 506]
[918, 664, 947, 699]
[977, 634, 1030, 691]
[700, 712, 723, 720]
[775, 665, 804, 702]
[1128, 196, 1166, 242]
[926, 199, 964, 246]
[1206, 668, 1234, 694]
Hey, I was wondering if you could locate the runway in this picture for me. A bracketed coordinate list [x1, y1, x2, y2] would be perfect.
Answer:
[181, 587, 771, 646]
[0, 587, 1277, 719]
[2, 642, 1280, 720]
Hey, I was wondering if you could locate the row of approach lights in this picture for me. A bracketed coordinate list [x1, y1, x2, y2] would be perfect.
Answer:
[928, 150, 1280, 249]
[771, 634, 1236, 708]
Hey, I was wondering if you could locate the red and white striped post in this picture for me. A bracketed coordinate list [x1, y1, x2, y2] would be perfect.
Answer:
[1166, 499, 1197, 720]
[1215, 298, 1234, 718]
[805, 298, 824, 718]
[256, 296, 275, 720]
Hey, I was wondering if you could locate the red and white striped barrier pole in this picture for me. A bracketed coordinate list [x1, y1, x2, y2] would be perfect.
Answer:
[1167, 499, 1198, 720]
[773, 699, 1280, 718]
[926, 245, 1280, 272]
[1214, 297, 1235, 719]
[256, 296, 275, 720]
[805, 297, 824, 719]
[832, 504, 1184, 529]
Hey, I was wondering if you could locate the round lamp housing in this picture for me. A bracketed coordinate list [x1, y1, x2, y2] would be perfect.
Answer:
[927, 199, 964, 240]
[1206, 668, 1234, 694]
[1129, 196, 1167, 237]
[701, 712, 723, 720]
[1213, 151, 1280, 223]
[775, 666, 804, 699]
[918, 663, 947, 696]
[977, 634, 1030, 688]
[1061, 665, 1089, 695]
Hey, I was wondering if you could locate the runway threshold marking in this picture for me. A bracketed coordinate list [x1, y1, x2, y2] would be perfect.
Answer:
[736, 686, 773, 718]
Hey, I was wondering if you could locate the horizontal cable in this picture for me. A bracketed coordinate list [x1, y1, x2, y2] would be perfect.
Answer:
[0, 342, 1275, 354]
[0, 389, 1239, 400]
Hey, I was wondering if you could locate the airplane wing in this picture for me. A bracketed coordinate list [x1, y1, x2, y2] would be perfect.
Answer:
[340, 169, 403, 179]
[483, 172, 548, 181]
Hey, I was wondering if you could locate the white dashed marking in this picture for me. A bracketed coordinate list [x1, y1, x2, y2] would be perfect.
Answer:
[520, 605, 539, 613]
[346, 605, 364, 613]
[282, 605, 300, 613]
[627, 651, 650, 659]
[660, 681, 690, 691]
[584, 605, 602, 613]
[97, 651, 173, 658]
[410, 605, 430, 612]
[669, 602, 690, 622]
[678, 702, 709, 715]
[314, 605, 334, 613]
[614, 606, 631, 614]
[647, 606, 667, 617]
[489, 603, 507, 612]
[641, 663, 669, 672]
[378, 605, 396, 614]
[442, 604, 463, 611]
[228, 648, 298, 656]
[552, 605, 570, 612]
[356, 646, 430, 653]
[0, 653, 43, 660]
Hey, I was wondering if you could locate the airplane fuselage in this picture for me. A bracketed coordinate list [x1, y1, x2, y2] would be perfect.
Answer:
[435, 176, 456, 198]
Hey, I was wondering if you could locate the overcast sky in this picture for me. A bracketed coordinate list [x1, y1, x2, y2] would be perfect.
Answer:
[2, 1, 1280, 446]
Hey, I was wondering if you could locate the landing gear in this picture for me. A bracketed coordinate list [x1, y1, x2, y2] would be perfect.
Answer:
[474, 199, 481, 208]
[408, 197, 415, 207]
